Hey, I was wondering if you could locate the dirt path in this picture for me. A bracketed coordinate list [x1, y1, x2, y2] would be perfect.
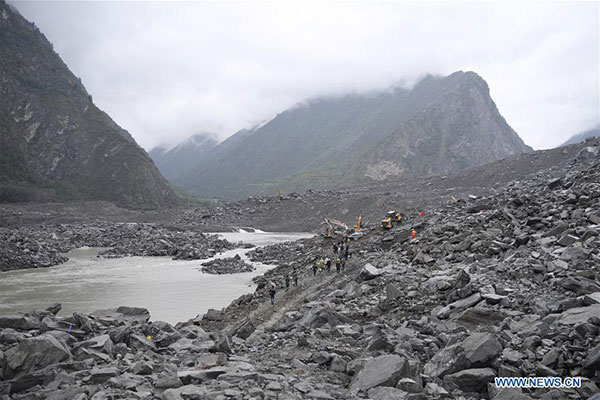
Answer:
[249, 262, 356, 331]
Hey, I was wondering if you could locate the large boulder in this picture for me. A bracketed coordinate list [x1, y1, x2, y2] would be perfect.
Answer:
[1, 334, 71, 379]
[423, 343, 467, 378]
[583, 343, 600, 370]
[358, 264, 380, 282]
[0, 316, 41, 331]
[561, 276, 600, 295]
[350, 354, 409, 392]
[226, 317, 255, 340]
[558, 304, 600, 325]
[444, 367, 496, 393]
[436, 293, 482, 319]
[462, 333, 503, 366]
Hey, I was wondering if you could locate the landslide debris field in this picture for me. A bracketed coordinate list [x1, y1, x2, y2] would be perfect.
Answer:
[0, 139, 599, 400]
[0, 139, 593, 234]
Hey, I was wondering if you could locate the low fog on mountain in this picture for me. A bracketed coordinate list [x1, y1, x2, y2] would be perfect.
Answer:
[1, 1, 600, 399]
[13, 1, 599, 150]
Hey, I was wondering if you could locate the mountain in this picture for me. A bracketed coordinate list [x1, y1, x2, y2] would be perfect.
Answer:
[561, 125, 600, 146]
[0, 1, 177, 208]
[149, 133, 217, 184]
[164, 71, 532, 199]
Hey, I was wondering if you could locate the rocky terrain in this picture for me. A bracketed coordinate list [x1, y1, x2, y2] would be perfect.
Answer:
[0, 139, 598, 399]
[201, 256, 256, 275]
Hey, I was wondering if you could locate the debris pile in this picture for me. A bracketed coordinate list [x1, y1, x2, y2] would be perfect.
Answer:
[201, 255, 255, 274]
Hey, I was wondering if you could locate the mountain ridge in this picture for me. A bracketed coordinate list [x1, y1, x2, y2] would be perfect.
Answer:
[154, 71, 532, 199]
[0, 0, 177, 208]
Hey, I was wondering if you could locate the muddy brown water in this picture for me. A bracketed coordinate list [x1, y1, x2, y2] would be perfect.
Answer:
[0, 230, 313, 324]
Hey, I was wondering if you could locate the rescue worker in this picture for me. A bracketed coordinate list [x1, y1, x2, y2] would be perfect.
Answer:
[269, 282, 276, 305]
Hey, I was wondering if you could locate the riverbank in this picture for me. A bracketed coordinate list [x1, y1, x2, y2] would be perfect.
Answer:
[0, 144, 599, 399]
[0, 231, 314, 324]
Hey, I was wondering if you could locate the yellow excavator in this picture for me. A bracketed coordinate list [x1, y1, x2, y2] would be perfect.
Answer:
[354, 215, 363, 232]
[381, 211, 403, 230]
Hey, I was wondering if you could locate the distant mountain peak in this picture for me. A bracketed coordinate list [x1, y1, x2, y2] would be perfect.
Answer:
[155, 71, 532, 199]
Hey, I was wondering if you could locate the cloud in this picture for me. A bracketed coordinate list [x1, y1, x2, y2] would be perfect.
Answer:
[12, 1, 599, 150]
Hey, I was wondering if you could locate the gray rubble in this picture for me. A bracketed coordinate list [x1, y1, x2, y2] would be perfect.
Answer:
[0, 142, 599, 399]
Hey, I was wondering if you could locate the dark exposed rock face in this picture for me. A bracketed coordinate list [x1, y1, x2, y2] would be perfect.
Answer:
[158, 71, 531, 199]
[0, 1, 177, 208]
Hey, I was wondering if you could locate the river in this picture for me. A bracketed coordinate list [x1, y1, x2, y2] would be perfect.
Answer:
[0, 230, 313, 324]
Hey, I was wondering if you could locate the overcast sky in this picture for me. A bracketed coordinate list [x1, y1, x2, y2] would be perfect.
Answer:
[12, 1, 600, 150]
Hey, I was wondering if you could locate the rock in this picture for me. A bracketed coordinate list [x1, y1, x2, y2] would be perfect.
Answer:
[214, 332, 233, 354]
[203, 309, 223, 321]
[424, 382, 449, 397]
[342, 281, 363, 298]
[492, 388, 532, 400]
[358, 263, 380, 282]
[89, 367, 119, 383]
[75, 334, 113, 355]
[561, 276, 600, 295]
[423, 343, 466, 378]
[367, 386, 410, 400]
[436, 293, 481, 319]
[226, 317, 255, 339]
[0, 316, 41, 330]
[2, 334, 71, 379]
[547, 178, 563, 190]
[162, 384, 207, 400]
[132, 361, 153, 375]
[558, 304, 600, 325]
[116, 306, 150, 321]
[201, 256, 254, 274]
[386, 283, 402, 301]
[583, 343, 600, 370]
[396, 378, 422, 393]
[462, 333, 502, 366]
[444, 367, 496, 393]
[583, 292, 600, 305]
[350, 354, 410, 392]
[330, 355, 348, 372]
[557, 234, 579, 246]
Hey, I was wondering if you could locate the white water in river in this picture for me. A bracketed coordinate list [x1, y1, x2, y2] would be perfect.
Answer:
[0, 231, 312, 324]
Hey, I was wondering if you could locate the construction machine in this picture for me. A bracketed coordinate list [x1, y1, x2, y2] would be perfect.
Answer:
[381, 211, 403, 230]
[323, 218, 348, 238]
[353, 215, 363, 232]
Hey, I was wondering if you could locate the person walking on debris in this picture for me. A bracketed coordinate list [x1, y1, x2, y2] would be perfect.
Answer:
[325, 257, 331, 272]
[344, 244, 350, 260]
[269, 282, 276, 305]
[312, 262, 318, 277]
[285, 274, 290, 290]
[335, 257, 341, 273]
[411, 228, 417, 242]
[293, 269, 298, 286]
[341, 257, 346, 271]
[317, 257, 324, 274]
[332, 243, 338, 255]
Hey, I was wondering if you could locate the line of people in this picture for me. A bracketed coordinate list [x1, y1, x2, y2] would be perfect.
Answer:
[269, 239, 352, 305]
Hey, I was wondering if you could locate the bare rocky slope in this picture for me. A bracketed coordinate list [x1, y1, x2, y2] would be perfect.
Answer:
[0, 139, 598, 400]
[155, 71, 531, 200]
[0, 1, 177, 208]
